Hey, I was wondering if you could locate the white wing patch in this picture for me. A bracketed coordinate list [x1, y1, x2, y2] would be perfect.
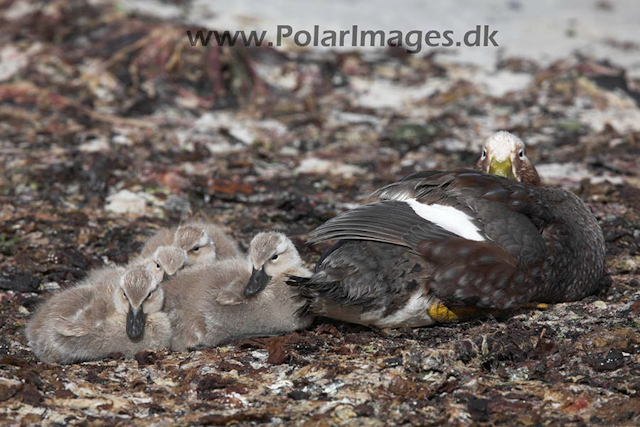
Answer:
[405, 199, 485, 241]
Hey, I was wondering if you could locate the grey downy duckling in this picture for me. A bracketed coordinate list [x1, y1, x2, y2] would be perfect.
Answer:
[83, 245, 187, 289]
[289, 131, 605, 327]
[26, 266, 171, 364]
[137, 228, 176, 259]
[135, 245, 188, 281]
[173, 222, 242, 265]
[137, 222, 241, 267]
[164, 232, 312, 352]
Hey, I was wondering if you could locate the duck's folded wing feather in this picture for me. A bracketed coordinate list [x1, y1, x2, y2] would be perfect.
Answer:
[417, 238, 535, 309]
[445, 171, 556, 228]
[372, 168, 556, 229]
[308, 200, 458, 248]
[372, 168, 552, 264]
[370, 168, 472, 201]
[290, 241, 430, 315]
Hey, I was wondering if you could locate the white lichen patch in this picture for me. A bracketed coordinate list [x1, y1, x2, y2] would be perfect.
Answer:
[295, 158, 366, 178]
[105, 190, 161, 217]
[79, 137, 110, 153]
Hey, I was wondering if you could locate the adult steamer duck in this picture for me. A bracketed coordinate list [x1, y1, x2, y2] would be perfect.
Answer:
[289, 131, 606, 328]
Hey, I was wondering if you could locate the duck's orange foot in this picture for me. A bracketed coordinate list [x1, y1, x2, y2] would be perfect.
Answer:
[427, 301, 492, 323]
[522, 302, 549, 309]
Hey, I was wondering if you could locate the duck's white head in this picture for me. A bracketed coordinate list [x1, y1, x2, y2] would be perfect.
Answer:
[476, 131, 541, 186]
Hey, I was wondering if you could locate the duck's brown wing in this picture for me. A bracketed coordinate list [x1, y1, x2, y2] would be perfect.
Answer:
[313, 171, 549, 270]
[416, 238, 534, 309]
[289, 240, 432, 316]
[308, 200, 460, 249]
[310, 170, 556, 309]
[372, 169, 551, 269]
[372, 168, 556, 229]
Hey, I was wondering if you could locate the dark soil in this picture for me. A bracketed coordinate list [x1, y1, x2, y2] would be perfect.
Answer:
[1, 0, 639, 425]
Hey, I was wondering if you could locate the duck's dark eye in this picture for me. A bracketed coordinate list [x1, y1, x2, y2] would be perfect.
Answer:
[518, 150, 525, 159]
[146, 290, 154, 300]
[192, 247, 200, 253]
[155, 262, 161, 269]
[481, 149, 487, 159]
[122, 289, 127, 298]
[271, 254, 279, 261]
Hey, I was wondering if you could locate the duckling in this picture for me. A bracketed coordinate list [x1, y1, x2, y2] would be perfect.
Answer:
[173, 222, 242, 266]
[136, 223, 241, 267]
[26, 266, 171, 364]
[84, 245, 187, 289]
[135, 245, 188, 282]
[137, 228, 175, 259]
[289, 131, 605, 327]
[164, 232, 312, 352]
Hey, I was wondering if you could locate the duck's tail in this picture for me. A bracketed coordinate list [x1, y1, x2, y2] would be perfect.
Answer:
[287, 274, 379, 318]
[286, 275, 315, 317]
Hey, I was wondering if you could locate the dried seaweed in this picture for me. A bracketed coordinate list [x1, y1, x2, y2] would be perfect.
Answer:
[0, 0, 639, 425]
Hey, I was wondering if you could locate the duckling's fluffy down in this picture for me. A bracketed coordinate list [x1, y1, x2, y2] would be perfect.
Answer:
[163, 257, 312, 352]
[26, 267, 171, 364]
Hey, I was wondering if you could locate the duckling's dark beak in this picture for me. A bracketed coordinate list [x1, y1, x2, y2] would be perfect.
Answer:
[244, 267, 271, 297]
[126, 305, 146, 340]
[489, 158, 516, 180]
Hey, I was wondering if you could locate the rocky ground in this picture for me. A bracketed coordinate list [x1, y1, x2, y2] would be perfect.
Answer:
[1, 0, 639, 425]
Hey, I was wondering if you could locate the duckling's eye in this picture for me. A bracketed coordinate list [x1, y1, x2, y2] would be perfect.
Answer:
[122, 289, 127, 299]
[155, 262, 161, 269]
[481, 149, 487, 159]
[192, 247, 200, 253]
[518, 149, 525, 159]
[271, 254, 279, 261]
[146, 290, 154, 300]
